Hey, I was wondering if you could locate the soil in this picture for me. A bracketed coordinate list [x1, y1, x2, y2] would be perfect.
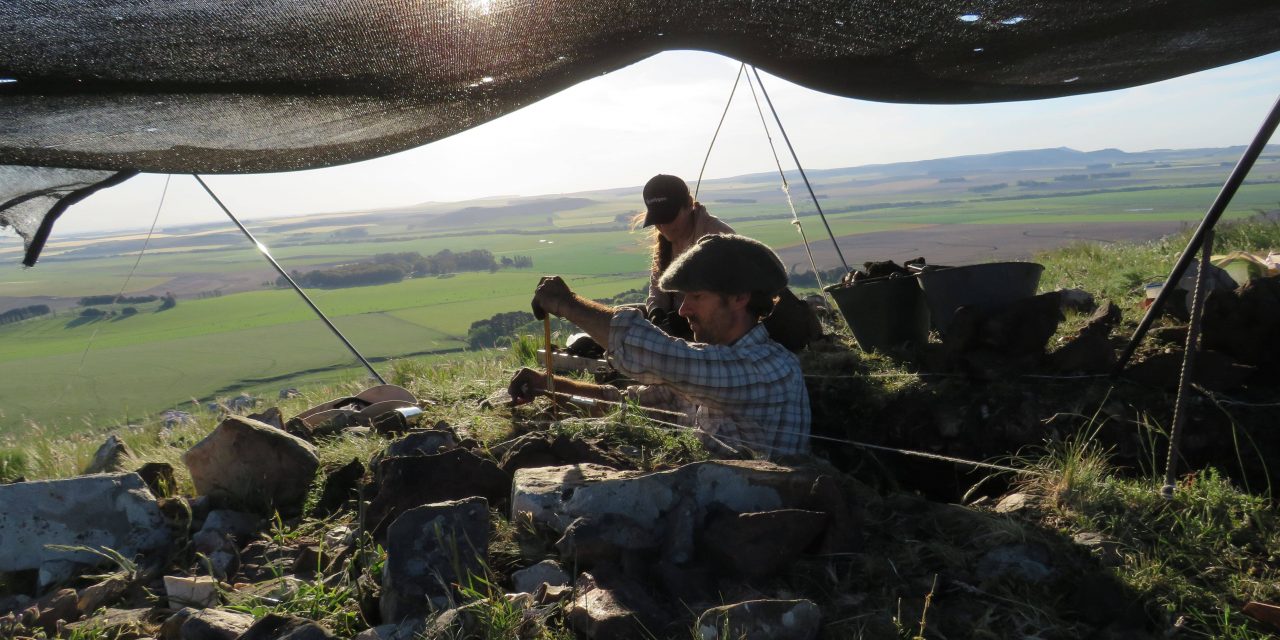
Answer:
[777, 221, 1193, 270]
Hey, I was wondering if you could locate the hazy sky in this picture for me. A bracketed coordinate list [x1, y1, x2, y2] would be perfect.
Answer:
[32, 50, 1280, 235]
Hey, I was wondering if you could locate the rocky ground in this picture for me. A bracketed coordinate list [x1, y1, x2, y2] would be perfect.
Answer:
[2, 272, 1279, 639]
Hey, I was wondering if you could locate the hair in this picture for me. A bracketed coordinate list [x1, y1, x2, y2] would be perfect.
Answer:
[639, 196, 697, 278]
[746, 290, 778, 320]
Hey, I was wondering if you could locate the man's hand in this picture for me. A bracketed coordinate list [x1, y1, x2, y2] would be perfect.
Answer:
[507, 367, 547, 406]
[531, 275, 573, 319]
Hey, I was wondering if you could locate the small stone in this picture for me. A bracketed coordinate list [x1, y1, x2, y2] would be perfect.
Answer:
[163, 575, 218, 608]
[994, 493, 1034, 514]
[512, 560, 570, 594]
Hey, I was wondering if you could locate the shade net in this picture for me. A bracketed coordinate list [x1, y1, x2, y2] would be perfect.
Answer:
[1, 1, 1278, 263]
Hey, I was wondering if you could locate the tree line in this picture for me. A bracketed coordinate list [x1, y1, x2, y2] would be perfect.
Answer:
[280, 249, 532, 289]
[0, 304, 50, 326]
[78, 294, 158, 307]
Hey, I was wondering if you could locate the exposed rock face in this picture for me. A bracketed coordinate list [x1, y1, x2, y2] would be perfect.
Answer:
[700, 509, 828, 578]
[311, 458, 365, 518]
[512, 461, 818, 536]
[182, 415, 319, 514]
[696, 599, 821, 640]
[0, 472, 169, 587]
[380, 497, 490, 624]
[363, 449, 509, 541]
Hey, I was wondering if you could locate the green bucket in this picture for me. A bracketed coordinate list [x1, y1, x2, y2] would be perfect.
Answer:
[824, 275, 930, 353]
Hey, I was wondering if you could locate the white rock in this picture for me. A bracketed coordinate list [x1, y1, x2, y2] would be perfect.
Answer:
[0, 473, 169, 588]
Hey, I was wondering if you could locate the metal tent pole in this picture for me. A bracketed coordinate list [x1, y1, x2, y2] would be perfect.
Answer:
[1113, 94, 1280, 376]
[193, 175, 387, 385]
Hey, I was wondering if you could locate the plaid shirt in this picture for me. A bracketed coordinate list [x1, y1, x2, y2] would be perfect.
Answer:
[605, 308, 810, 457]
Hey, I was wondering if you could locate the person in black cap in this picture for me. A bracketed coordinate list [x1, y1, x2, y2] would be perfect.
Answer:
[508, 233, 811, 458]
[639, 174, 734, 339]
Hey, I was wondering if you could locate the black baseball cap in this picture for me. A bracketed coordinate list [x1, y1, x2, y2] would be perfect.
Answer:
[641, 174, 690, 227]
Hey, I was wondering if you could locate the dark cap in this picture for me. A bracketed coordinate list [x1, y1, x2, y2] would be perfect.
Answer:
[658, 233, 787, 296]
[641, 174, 690, 227]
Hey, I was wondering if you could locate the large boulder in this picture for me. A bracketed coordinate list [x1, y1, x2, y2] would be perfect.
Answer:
[363, 449, 509, 542]
[0, 472, 169, 588]
[182, 416, 319, 514]
[512, 460, 818, 536]
[380, 497, 491, 624]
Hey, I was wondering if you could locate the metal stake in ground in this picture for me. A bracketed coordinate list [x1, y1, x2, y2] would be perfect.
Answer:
[1161, 229, 1214, 500]
[543, 316, 556, 420]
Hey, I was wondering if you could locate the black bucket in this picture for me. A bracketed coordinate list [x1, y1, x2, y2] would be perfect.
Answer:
[916, 261, 1045, 333]
[824, 275, 930, 353]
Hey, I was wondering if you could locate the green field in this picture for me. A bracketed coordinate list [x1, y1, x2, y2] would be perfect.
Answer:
[2, 147, 1278, 436]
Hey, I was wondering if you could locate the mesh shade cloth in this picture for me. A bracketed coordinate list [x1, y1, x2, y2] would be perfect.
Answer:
[1, 0, 1278, 173]
[1, 1, 1278, 264]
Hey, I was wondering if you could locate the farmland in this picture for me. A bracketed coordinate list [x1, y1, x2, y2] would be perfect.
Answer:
[1, 144, 1278, 435]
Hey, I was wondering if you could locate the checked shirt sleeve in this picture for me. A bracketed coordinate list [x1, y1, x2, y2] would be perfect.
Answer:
[606, 308, 809, 457]
[607, 309, 793, 411]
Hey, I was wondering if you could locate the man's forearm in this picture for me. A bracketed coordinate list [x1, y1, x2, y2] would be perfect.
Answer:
[546, 374, 621, 416]
[558, 294, 614, 346]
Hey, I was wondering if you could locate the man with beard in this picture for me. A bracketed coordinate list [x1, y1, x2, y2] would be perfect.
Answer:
[508, 234, 810, 458]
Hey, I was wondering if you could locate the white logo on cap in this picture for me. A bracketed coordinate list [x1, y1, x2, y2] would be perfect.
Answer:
[645, 197, 669, 205]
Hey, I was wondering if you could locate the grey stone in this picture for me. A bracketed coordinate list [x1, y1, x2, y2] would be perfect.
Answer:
[696, 599, 821, 640]
[162, 607, 255, 640]
[994, 492, 1035, 514]
[511, 560, 570, 594]
[511, 460, 817, 535]
[700, 509, 827, 578]
[380, 497, 491, 624]
[383, 430, 458, 458]
[182, 415, 319, 514]
[238, 613, 336, 639]
[556, 514, 659, 567]
[364, 449, 509, 542]
[565, 571, 669, 640]
[76, 573, 130, 616]
[976, 543, 1053, 582]
[34, 588, 78, 631]
[0, 472, 169, 588]
[200, 510, 263, 542]
[1073, 531, 1124, 567]
[84, 434, 135, 474]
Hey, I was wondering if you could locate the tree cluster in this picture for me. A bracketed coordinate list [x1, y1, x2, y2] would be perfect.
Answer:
[78, 294, 158, 307]
[0, 304, 50, 326]
[281, 249, 532, 289]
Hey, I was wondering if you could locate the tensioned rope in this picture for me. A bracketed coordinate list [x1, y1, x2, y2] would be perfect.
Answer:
[743, 68, 827, 290]
[530, 388, 1033, 475]
[750, 66, 851, 274]
[54, 174, 172, 410]
[192, 175, 386, 385]
[693, 63, 745, 201]
[692, 62, 830, 290]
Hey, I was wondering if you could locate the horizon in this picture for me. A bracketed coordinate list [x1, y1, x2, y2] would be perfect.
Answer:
[3, 49, 1279, 238]
[23, 141, 1280, 241]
